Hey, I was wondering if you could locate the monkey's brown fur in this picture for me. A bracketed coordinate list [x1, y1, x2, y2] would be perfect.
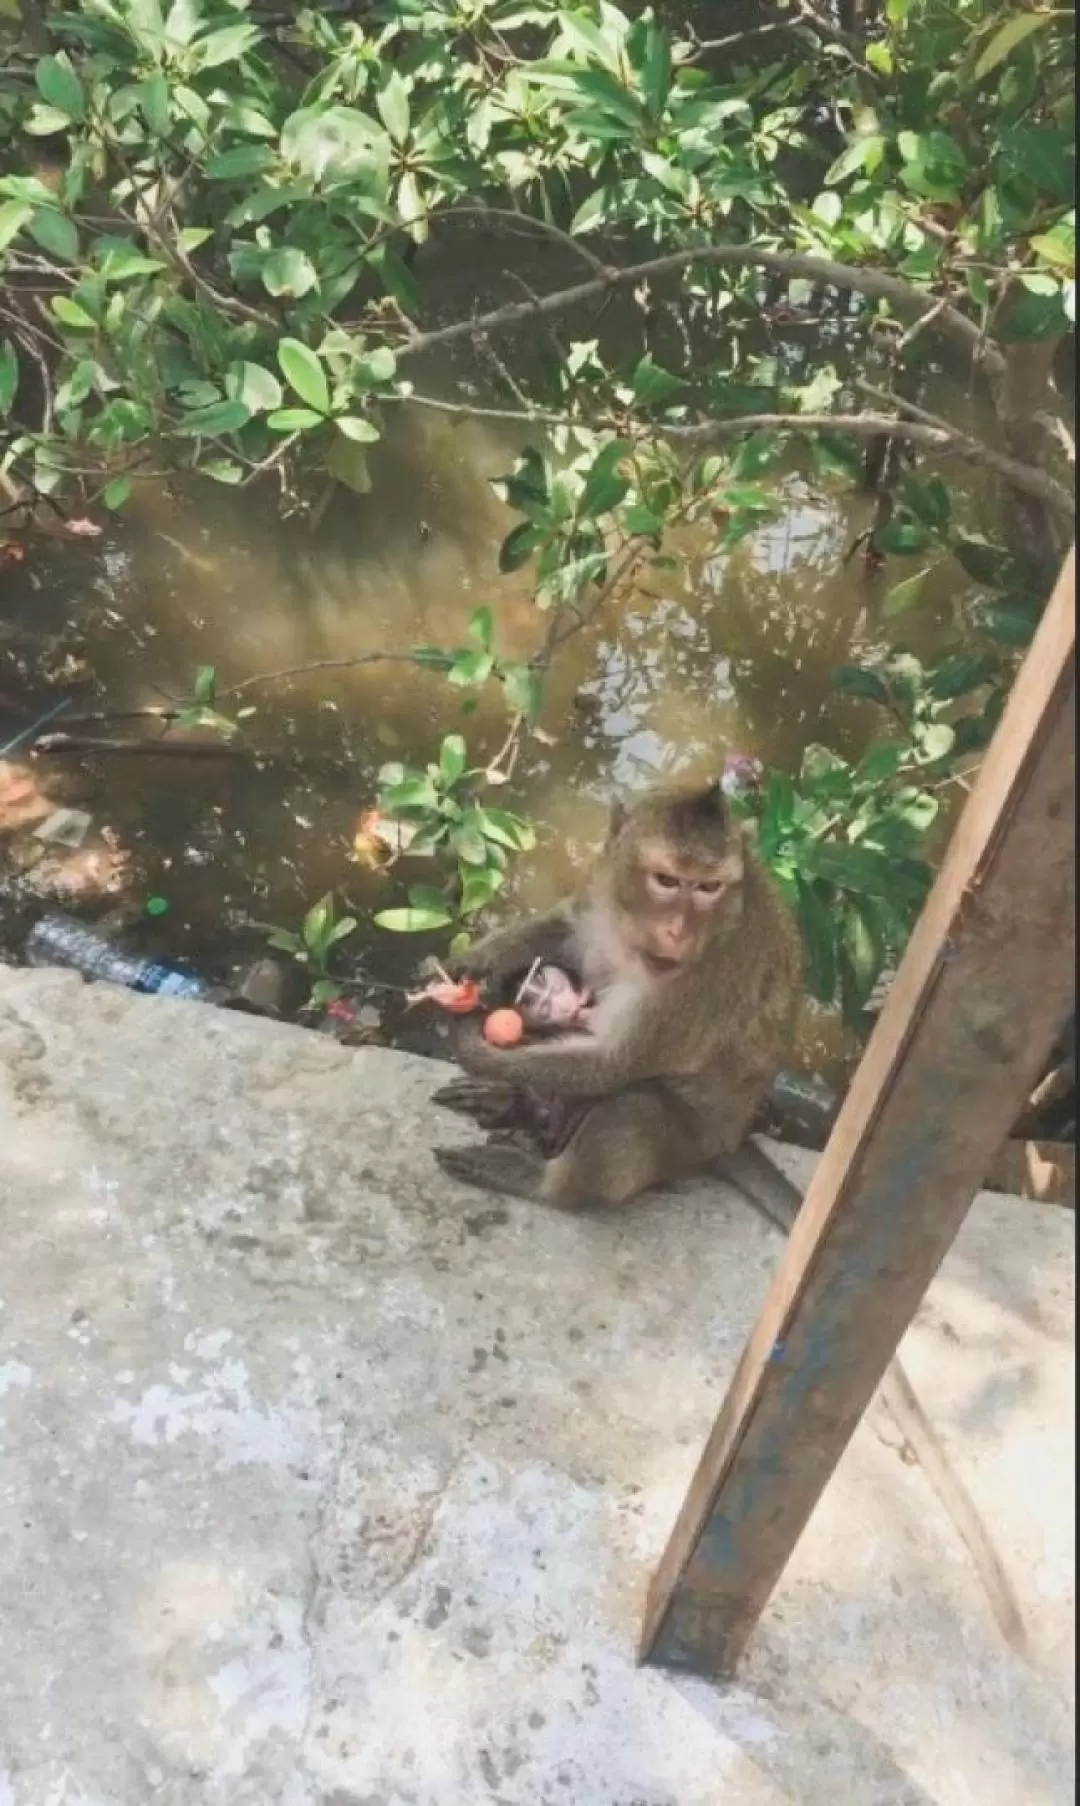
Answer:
[433, 778, 802, 1209]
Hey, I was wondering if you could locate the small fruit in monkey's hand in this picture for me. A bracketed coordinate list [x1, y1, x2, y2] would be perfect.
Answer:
[482, 1008, 525, 1047]
[406, 968, 483, 1014]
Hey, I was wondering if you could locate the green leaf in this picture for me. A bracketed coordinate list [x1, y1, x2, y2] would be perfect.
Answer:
[1030, 217, 1076, 277]
[794, 876, 837, 1006]
[925, 652, 996, 701]
[832, 666, 891, 706]
[374, 907, 453, 933]
[641, 18, 672, 117]
[266, 928, 302, 953]
[28, 208, 78, 263]
[139, 72, 171, 138]
[472, 807, 535, 852]
[377, 72, 411, 145]
[336, 415, 380, 443]
[914, 721, 956, 763]
[309, 978, 343, 1007]
[267, 408, 323, 432]
[449, 650, 495, 687]
[226, 362, 282, 414]
[51, 296, 97, 331]
[953, 536, 1004, 584]
[1000, 125, 1075, 204]
[35, 54, 85, 122]
[103, 477, 133, 510]
[974, 11, 1053, 79]
[381, 775, 439, 812]
[277, 339, 329, 413]
[175, 398, 251, 437]
[439, 733, 467, 785]
[193, 664, 216, 705]
[203, 459, 244, 484]
[460, 867, 503, 916]
[855, 741, 908, 783]
[23, 105, 76, 138]
[579, 439, 632, 516]
[0, 200, 33, 252]
[328, 915, 357, 946]
[630, 355, 684, 404]
[875, 519, 932, 556]
[901, 474, 951, 532]
[353, 346, 397, 388]
[0, 342, 18, 414]
[839, 899, 884, 1024]
[193, 21, 261, 67]
[884, 565, 936, 617]
[824, 134, 885, 186]
[501, 663, 542, 718]
[732, 431, 780, 480]
[498, 521, 542, 573]
[975, 600, 1039, 647]
[95, 238, 165, 282]
[262, 248, 318, 299]
[469, 605, 494, 651]
[280, 105, 391, 193]
[206, 145, 275, 181]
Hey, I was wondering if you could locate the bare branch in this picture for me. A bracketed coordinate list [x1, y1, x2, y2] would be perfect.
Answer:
[394, 240, 1007, 378]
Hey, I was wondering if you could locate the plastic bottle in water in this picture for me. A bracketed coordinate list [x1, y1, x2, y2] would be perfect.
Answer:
[25, 913, 215, 1001]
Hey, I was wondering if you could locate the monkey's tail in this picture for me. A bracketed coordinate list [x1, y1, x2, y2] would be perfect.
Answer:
[720, 1143, 1029, 1658]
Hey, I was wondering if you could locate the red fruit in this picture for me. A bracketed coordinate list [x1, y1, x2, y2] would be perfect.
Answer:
[483, 1008, 525, 1047]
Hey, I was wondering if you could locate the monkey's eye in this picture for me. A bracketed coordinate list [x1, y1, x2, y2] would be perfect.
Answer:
[695, 880, 723, 897]
[648, 872, 680, 893]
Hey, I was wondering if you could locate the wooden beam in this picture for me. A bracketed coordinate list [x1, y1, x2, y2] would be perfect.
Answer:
[640, 547, 1076, 1679]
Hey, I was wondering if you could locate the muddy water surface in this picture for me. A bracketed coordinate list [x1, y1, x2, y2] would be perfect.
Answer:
[1, 382, 975, 1083]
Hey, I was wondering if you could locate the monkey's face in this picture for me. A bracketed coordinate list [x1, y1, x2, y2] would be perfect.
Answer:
[607, 786, 745, 972]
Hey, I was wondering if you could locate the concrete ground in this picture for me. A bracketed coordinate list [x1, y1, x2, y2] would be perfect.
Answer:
[0, 968, 1073, 1806]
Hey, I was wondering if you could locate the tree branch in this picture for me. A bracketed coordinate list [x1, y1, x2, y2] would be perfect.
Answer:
[391, 390, 1072, 516]
[394, 240, 1007, 379]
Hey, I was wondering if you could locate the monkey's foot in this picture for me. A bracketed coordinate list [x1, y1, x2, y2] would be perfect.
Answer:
[430, 1080, 518, 1129]
[434, 1141, 544, 1202]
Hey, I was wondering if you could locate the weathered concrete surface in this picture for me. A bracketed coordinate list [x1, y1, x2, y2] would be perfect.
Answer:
[0, 967, 1073, 1806]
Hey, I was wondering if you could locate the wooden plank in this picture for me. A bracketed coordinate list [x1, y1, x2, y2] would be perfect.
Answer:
[640, 547, 1076, 1679]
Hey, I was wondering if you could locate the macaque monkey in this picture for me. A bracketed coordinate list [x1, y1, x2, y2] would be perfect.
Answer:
[432, 778, 802, 1209]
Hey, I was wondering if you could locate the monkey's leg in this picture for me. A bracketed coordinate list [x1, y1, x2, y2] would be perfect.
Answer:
[434, 1139, 547, 1201]
[542, 1091, 689, 1209]
[430, 1079, 522, 1130]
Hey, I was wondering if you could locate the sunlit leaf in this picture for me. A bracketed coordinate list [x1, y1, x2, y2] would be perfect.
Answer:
[374, 907, 453, 933]
[277, 338, 329, 413]
[973, 13, 1053, 81]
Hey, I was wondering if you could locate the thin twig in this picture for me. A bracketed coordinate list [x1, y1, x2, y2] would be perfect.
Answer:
[220, 650, 453, 701]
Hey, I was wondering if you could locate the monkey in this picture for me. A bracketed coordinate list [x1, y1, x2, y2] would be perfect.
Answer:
[430, 780, 1027, 1652]
[431, 777, 803, 1210]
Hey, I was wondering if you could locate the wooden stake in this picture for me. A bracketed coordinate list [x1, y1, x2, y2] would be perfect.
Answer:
[640, 547, 1076, 1679]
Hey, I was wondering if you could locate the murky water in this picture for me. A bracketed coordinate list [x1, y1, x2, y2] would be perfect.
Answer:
[0, 275, 991, 1084]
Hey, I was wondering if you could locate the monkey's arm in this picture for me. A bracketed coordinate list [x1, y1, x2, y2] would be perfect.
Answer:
[450, 1015, 652, 1094]
[448, 904, 579, 988]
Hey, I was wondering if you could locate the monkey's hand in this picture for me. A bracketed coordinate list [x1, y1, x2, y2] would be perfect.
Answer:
[450, 1015, 644, 1095]
[445, 907, 578, 989]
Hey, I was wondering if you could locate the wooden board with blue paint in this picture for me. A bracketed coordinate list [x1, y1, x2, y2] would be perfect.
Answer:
[640, 547, 1076, 1679]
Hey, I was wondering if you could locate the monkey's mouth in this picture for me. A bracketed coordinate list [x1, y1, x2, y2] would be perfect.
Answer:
[643, 951, 686, 973]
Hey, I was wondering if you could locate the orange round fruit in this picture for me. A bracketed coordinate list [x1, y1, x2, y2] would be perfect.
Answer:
[483, 1008, 525, 1047]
